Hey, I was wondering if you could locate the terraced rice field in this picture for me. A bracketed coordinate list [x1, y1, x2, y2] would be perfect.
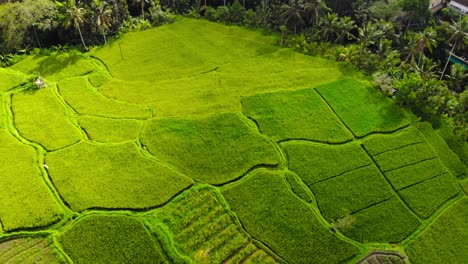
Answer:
[0, 18, 466, 263]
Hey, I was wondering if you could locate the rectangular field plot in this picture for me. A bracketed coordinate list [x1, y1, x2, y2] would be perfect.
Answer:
[398, 174, 459, 218]
[309, 165, 394, 221]
[316, 78, 411, 137]
[0, 237, 66, 264]
[338, 197, 420, 243]
[385, 158, 449, 190]
[416, 122, 467, 178]
[362, 127, 426, 156]
[241, 88, 353, 143]
[0, 68, 28, 92]
[282, 142, 372, 185]
[406, 198, 468, 264]
[372, 143, 437, 172]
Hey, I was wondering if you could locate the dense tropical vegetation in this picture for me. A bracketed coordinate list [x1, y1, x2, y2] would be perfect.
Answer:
[0, 0, 466, 153]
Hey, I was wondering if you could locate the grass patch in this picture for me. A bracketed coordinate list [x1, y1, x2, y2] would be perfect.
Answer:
[140, 113, 281, 185]
[241, 88, 353, 143]
[316, 78, 411, 137]
[0, 67, 29, 92]
[310, 165, 394, 221]
[0, 130, 63, 231]
[284, 171, 315, 204]
[78, 115, 144, 142]
[10, 53, 96, 82]
[222, 170, 359, 264]
[46, 141, 193, 211]
[0, 237, 66, 264]
[282, 141, 372, 185]
[416, 122, 467, 178]
[406, 198, 468, 264]
[12, 88, 82, 150]
[59, 215, 165, 263]
[398, 174, 459, 218]
[362, 127, 425, 156]
[372, 143, 437, 172]
[338, 197, 420, 243]
[385, 158, 449, 190]
[58, 77, 151, 119]
[461, 179, 468, 194]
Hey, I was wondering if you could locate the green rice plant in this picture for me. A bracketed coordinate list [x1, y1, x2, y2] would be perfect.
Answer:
[221, 170, 359, 264]
[92, 19, 278, 82]
[12, 88, 82, 150]
[10, 53, 96, 82]
[372, 143, 437, 172]
[282, 141, 372, 185]
[310, 165, 394, 221]
[58, 77, 151, 119]
[398, 174, 459, 218]
[0, 237, 66, 264]
[385, 158, 449, 190]
[362, 127, 426, 156]
[0, 130, 63, 231]
[46, 141, 193, 211]
[315, 78, 411, 137]
[59, 215, 166, 263]
[461, 179, 468, 194]
[241, 88, 353, 143]
[0, 67, 29, 92]
[78, 115, 144, 142]
[338, 197, 420, 243]
[416, 122, 467, 178]
[406, 198, 468, 264]
[219, 49, 344, 95]
[140, 113, 281, 185]
[284, 171, 315, 204]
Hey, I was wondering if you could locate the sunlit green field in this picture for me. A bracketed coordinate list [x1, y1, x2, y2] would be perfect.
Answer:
[0, 18, 466, 264]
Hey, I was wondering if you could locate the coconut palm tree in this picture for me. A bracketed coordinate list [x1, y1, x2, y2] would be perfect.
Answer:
[416, 27, 437, 66]
[441, 17, 468, 80]
[63, 0, 88, 50]
[302, 0, 330, 27]
[280, 0, 304, 35]
[335, 16, 356, 44]
[94, 0, 112, 44]
[133, 0, 149, 19]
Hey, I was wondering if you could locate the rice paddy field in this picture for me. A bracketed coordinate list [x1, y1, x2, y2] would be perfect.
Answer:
[0, 18, 466, 263]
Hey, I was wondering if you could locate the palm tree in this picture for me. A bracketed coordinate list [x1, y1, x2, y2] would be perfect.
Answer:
[335, 16, 356, 44]
[358, 21, 384, 52]
[441, 17, 468, 80]
[63, 0, 88, 50]
[280, 0, 305, 35]
[133, 0, 149, 19]
[94, 0, 112, 44]
[319, 13, 338, 42]
[302, 0, 330, 27]
[416, 27, 437, 66]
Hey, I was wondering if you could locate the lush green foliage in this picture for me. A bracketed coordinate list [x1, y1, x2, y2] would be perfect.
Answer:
[46, 141, 193, 211]
[242, 87, 352, 143]
[58, 77, 152, 119]
[59, 215, 165, 263]
[141, 113, 281, 185]
[78, 115, 144, 142]
[0, 130, 63, 231]
[416, 122, 467, 178]
[222, 170, 359, 264]
[310, 165, 394, 221]
[0, 237, 66, 264]
[338, 197, 420, 243]
[12, 88, 82, 150]
[399, 174, 459, 218]
[406, 198, 468, 264]
[316, 78, 411, 137]
[283, 141, 372, 185]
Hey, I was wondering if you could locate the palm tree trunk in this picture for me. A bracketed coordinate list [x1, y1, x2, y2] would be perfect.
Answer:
[77, 25, 88, 50]
[141, 1, 145, 19]
[102, 29, 107, 44]
[224, 0, 226, 7]
[32, 25, 42, 49]
[440, 44, 455, 81]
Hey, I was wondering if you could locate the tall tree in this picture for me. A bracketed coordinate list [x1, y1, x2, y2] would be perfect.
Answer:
[280, 0, 304, 34]
[416, 27, 437, 66]
[302, 0, 330, 27]
[440, 17, 468, 80]
[93, 0, 112, 43]
[133, 0, 149, 19]
[62, 0, 88, 50]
